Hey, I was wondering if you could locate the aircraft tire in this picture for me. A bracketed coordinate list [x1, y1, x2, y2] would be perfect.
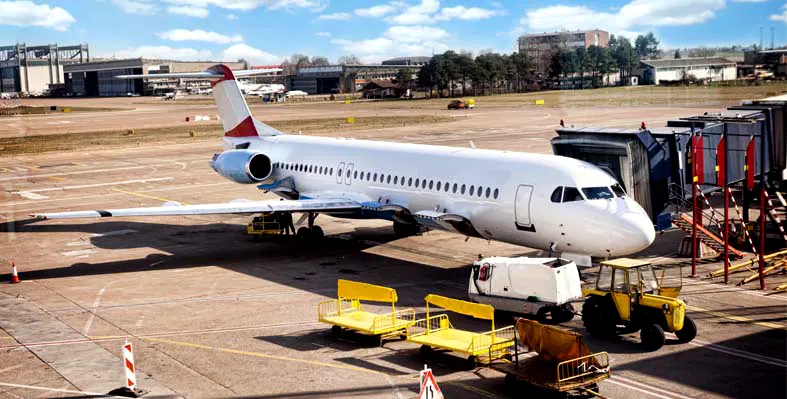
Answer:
[311, 225, 325, 241]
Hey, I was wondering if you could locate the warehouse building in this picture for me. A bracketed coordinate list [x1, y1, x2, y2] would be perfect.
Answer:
[640, 57, 737, 85]
[291, 62, 422, 94]
[64, 59, 247, 96]
[381, 56, 430, 67]
[0, 43, 89, 95]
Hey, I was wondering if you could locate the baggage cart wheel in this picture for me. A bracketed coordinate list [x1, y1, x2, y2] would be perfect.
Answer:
[330, 325, 342, 338]
[465, 355, 477, 370]
[419, 345, 433, 358]
[504, 373, 518, 388]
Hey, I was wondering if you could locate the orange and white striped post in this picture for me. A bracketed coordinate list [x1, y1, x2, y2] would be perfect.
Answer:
[9, 261, 20, 284]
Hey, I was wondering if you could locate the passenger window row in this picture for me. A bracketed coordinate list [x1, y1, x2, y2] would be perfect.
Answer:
[275, 162, 334, 177]
[275, 162, 501, 200]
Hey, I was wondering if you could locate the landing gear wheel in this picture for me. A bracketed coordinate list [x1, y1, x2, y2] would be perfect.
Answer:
[640, 323, 666, 351]
[675, 316, 697, 343]
[297, 227, 311, 240]
[419, 345, 433, 358]
[310, 225, 324, 241]
[330, 325, 342, 338]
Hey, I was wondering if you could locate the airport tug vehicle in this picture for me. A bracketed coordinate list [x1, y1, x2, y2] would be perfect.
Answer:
[581, 258, 697, 351]
[246, 212, 281, 238]
[318, 280, 416, 345]
[488, 318, 610, 396]
[406, 294, 516, 369]
[469, 257, 583, 323]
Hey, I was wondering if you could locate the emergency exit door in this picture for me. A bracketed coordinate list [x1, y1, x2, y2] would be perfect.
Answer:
[514, 185, 534, 231]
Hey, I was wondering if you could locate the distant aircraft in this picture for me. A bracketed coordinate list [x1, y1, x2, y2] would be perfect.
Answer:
[31, 64, 655, 259]
[238, 81, 285, 97]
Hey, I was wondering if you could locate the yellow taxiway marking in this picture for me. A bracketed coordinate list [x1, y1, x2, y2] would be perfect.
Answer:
[48, 176, 65, 181]
[112, 188, 192, 206]
[687, 305, 786, 330]
[145, 337, 386, 375]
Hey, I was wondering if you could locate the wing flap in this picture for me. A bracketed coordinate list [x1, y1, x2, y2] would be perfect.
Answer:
[32, 199, 360, 220]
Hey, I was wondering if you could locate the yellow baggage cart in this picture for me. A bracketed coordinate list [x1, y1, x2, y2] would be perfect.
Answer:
[318, 280, 416, 345]
[406, 294, 515, 368]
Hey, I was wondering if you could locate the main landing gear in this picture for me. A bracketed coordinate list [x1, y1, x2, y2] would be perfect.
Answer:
[297, 212, 325, 242]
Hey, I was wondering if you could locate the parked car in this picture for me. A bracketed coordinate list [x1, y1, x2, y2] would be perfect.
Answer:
[447, 99, 466, 109]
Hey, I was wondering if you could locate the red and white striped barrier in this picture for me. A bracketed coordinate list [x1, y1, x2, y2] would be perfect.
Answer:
[728, 187, 759, 259]
[123, 340, 136, 390]
[696, 184, 726, 238]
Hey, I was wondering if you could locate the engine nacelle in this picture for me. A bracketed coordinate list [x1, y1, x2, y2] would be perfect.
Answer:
[209, 150, 272, 184]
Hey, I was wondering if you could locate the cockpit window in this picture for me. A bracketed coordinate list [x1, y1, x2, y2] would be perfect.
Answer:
[611, 183, 626, 197]
[562, 187, 583, 202]
[550, 187, 563, 203]
[582, 187, 614, 200]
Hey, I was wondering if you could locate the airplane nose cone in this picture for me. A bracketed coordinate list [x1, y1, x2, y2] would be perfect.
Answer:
[620, 212, 656, 254]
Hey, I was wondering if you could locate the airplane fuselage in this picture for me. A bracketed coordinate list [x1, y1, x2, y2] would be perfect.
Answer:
[228, 133, 655, 258]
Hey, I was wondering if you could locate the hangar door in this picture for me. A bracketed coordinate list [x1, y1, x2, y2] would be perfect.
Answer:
[514, 185, 533, 228]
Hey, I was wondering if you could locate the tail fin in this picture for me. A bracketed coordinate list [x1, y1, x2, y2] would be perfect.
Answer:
[117, 64, 283, 138]
[206, 64, 281, 137]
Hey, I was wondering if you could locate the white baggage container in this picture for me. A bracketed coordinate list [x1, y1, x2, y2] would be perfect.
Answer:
[468, 257, 583, 323]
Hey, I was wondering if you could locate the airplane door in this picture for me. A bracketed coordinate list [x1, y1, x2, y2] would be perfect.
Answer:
[336, 162, 345, 184]
[514, 185, 534, 230]
[345, 163, 354, 185]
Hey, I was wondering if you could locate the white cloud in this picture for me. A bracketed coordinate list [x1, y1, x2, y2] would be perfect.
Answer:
[112, 0, 158, 15]
[222, 43, 283, 64]
[520, 0, 725, 38]
[435, 5, 505, 21]
[157, 29, 243, 44]
[316, 31, 332, 37]
[163, 0, 327, 12]
[0, 0, 76, 31]
[770, 12, 787, 21]
[355, 2, 403, 17]
[331, 25, 448, 63]
[103, 45, 213, 61]
[386, 0, 439, 24]
[227, 13, 238, 19]
[317, 11, 352, 20]
[166, 5, 209, 17]
[731, 0, 767, 2]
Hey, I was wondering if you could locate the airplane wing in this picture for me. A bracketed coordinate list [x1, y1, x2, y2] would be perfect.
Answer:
[31, 198, 360, 220]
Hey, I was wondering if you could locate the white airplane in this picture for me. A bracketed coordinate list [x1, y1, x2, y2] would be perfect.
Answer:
[31, 64, 655, 259]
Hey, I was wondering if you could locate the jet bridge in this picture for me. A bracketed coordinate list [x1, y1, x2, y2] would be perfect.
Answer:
[551, 100, 787, 230]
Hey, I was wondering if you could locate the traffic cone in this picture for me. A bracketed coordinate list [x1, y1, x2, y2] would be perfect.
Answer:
[10, 262, 20, 284]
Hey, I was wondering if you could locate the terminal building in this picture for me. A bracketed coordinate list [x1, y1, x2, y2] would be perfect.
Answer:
[63, 59, 247, 96]
[0, 43, 89, 95]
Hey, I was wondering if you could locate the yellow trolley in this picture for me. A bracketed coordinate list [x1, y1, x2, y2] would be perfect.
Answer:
[318, 280, 416, 345]
[406, 294, 515, 368]
[246, 213, 281, 237]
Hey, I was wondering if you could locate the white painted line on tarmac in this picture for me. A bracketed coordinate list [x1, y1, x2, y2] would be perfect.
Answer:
[61, 249, 95, 257]
[689, 339, 787, 368]
[65, 241, 91, 247]
[611, 375, 695, 399]
[0, 162, 186, 182]
[0, 382, 107, 397]
[684, 278, 787, 303]
[91, 229, 137, 238]
[606, 377, 675, 399]
[13, 177, 174, 197]
[83, 286, 108, 337]
[16, 191, 48, 200]
[0, 365, 23, 375]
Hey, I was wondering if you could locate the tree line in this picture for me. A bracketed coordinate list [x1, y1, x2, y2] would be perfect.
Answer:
[413, 32, 661, 95]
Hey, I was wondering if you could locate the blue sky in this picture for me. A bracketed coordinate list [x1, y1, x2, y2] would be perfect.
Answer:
[1, 0, 785, 64]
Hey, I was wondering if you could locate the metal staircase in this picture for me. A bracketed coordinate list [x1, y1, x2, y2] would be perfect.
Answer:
[673, 213, 746, 259]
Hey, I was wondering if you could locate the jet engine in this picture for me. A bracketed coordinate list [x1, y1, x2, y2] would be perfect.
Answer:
[209, 150, 272, 184]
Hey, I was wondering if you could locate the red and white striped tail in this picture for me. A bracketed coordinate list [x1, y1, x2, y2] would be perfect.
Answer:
[207, 65, 281, 138]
